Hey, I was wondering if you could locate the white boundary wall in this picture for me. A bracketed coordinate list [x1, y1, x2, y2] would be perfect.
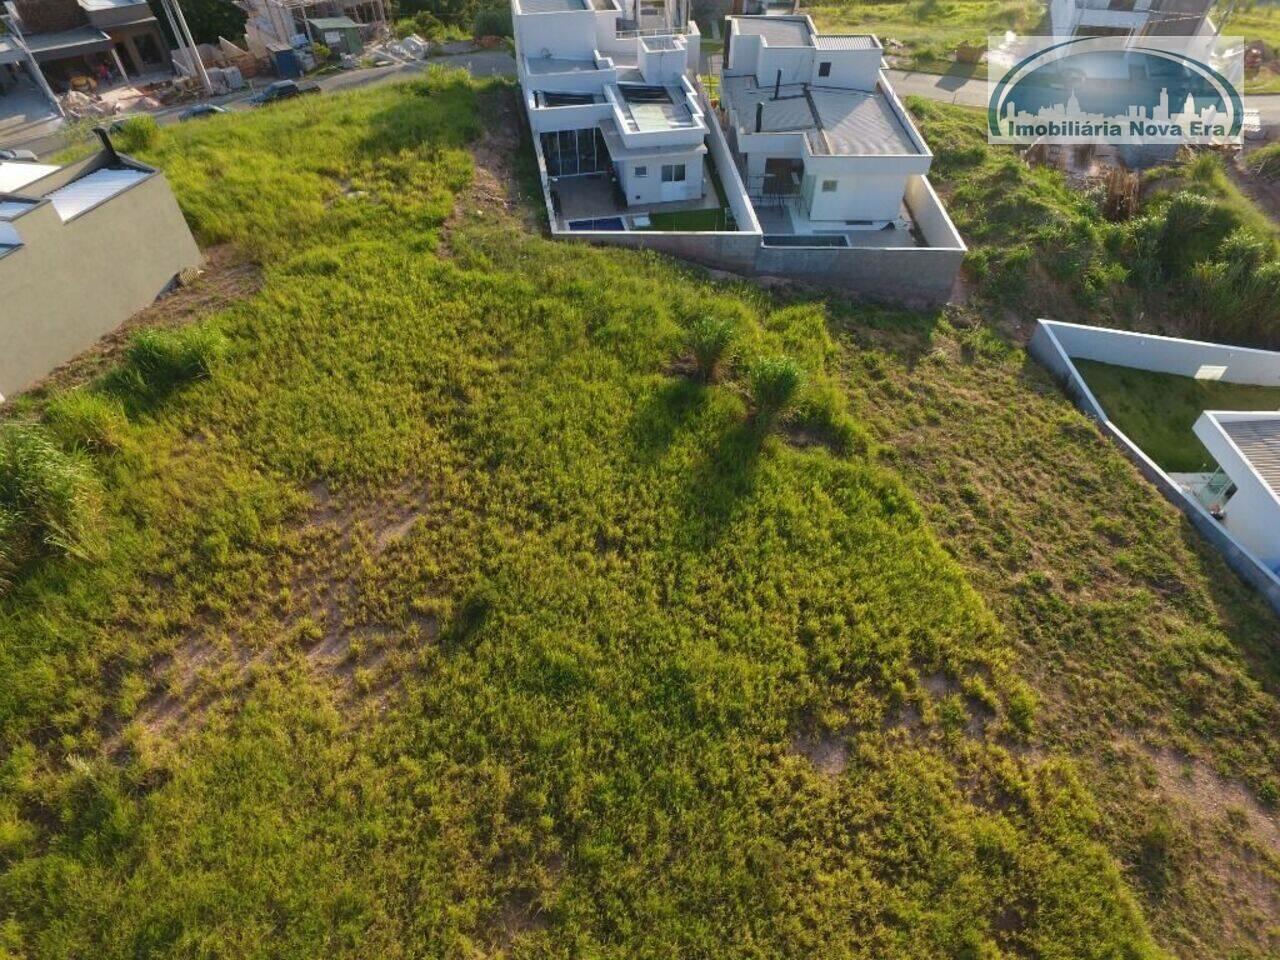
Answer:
[1029, 318, 1280, 616]
[1043, 320, 1280, 386]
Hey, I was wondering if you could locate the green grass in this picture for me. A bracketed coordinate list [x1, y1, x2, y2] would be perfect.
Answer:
[1074, 360, 1280, 471]
[807, 0, 1041, 66]
[641, 207, 734, 230]
[0, 69, 1277, 960]
[912, 99, 1280, 347]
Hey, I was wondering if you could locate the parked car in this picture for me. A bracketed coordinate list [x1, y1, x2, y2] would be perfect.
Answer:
[179, 104, 229, 122]
[0, 148, 38, 161]
[249, 80, 321, 105]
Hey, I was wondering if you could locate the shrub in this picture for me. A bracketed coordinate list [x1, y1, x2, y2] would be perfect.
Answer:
[0, 424, 99, 586]
[473, 4, 511, 37]
[685, 315, 737, 383]
[311, 42, 332, 63]
[397, 11, 444, 37]
[112, 116, 158, 154]
[748, 355, 803, 426]
[1247, 141, 1280, 181]
[112, 325, 228, 401]
[44, 391, 128, 454]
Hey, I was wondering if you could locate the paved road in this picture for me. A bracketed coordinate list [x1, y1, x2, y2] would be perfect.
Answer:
[884, 69, 989, 110]
[886, 67, 1280, 125]
[10, 49, 1280, 154]
[1, 48, 517, 156]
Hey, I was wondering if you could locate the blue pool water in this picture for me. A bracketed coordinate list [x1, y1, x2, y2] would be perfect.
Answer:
[567, 217, 626, 231]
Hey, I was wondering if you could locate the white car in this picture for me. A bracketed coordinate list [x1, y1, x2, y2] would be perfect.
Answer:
[0, 148, 37, 161]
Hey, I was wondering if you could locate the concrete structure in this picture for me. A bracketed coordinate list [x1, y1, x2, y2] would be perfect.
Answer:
[1048, 0, 1215, 39]
[2, 0, 169, 91]
[515, 0, 966, 304]
[0, 135, 201, 399]
[239, 0, 387, 59]
[1030, 318, 1280, 616]
[308, 15, 362, 55]
[720, 15, 932, 243]
[1193, 412, 1280, 570]
[513, 0, 712, 217]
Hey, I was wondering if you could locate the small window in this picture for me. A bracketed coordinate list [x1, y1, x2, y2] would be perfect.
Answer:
[634, 165, 648, 178]
[818, 61, 832, 78]
[821, 179, 838, 193]
[662, 163, 686, 183]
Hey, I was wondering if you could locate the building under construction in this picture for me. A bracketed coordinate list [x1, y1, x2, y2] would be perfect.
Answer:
[237, 0, 388, 58]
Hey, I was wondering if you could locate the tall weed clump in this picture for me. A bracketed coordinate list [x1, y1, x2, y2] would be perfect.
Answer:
[0, 424, 99, 588]
[1182, 230, 1280, 342]
[107, 325, 228, 406]
[44, 391, 129, 454]
[112, 116, 158, 154]
[749, 355, 804, 427]
[685, 315, 738, 383]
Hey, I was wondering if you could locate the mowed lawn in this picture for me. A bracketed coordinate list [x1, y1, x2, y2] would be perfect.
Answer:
[0, 70, 1277, 959]
[1076, 360, 1280, 471]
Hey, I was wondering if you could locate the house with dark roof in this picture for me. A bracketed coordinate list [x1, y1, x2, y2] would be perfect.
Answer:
[719, 14, 935, 245]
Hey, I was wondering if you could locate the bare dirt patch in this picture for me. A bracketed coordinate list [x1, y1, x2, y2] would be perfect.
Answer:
[790, 732, 849, 776]
[1141, 743, 1280, 859]
[458, 86, 537, 228]
[110, 477, 442, 754]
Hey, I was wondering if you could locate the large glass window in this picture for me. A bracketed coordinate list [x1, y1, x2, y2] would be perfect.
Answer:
[661, 164, 686, 183]
[540, 129, 610, 177]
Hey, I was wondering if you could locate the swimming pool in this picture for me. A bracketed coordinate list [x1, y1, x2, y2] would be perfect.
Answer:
[566, 217, 627, 231]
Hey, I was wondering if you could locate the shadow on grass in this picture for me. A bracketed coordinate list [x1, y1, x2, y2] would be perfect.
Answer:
[676, 418, 767, 549]
[630, 377, 709, 463]
[354, 69, 493, 158]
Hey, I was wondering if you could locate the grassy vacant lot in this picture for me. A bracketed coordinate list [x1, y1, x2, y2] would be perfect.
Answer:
[0, 71, 1277, 959]
[807, 0, 1041, 70]
[909, 98, 1280, 349]
[1076, 360, 1280, 471]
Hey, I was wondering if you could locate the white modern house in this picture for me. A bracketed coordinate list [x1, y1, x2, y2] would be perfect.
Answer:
[512, 0, 715, 224]
[513, 1, 968, 302]
[1193, 411, 1280, 571]
[719, 14, 932, 242]
[1048, 0, 1215, 39]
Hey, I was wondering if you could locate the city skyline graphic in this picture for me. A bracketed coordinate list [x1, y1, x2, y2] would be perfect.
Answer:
[988, 36, 1243, 145]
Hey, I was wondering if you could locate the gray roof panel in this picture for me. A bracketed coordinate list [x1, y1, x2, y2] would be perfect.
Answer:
[1223, 418, 1280, 497]
[814, 34, 879, 50]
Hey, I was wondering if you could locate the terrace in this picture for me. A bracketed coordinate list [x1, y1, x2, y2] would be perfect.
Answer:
[615, 83, 698, 133]
[547, 155, 729, 230]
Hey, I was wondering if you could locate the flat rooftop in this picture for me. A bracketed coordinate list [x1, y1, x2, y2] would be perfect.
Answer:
[525, 55, 599, 75]
[617, 83, 697, 132]
[517, 0, 614, 11]
[722, 77, 922, 156]
[1223, 417, 1280, 496]
[729, 16, 879, 50]
[733, 16, 811, 45]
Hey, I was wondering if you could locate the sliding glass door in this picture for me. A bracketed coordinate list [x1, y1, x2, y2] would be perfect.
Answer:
[541, 128, 610, 177]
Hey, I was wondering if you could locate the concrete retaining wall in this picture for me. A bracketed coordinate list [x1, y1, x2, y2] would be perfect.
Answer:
[1029, 319, 1280, 617]
[1043, 319, 1280, 386]
[0, 150, 202, 399]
